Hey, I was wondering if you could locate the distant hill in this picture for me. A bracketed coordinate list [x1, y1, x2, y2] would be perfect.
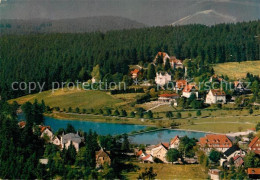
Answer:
[171, 10, 237, 26]
[0, 16, 146, 34]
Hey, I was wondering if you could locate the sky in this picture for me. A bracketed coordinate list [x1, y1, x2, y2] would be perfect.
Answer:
[0, 0, 259, 26]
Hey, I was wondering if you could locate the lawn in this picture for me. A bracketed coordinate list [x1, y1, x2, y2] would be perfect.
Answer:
[125, 162, 208, 179]
[9, 89, 140, 110]
[214, 60, 260, 79]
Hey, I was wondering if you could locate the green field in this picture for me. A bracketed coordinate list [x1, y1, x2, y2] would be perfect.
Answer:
[214, 60, 260, 79]
[124, 162, 208, 179]
[9, 89, 142, 110]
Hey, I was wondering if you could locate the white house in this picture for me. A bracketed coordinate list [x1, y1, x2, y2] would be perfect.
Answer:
[150, 142, 169, 163]
[61, 132, 84, 152]
[170, 135, 180, 149]
[182, 85, 198, 98]
[155, 72, 171, 86]
[205, 89, 226, 104]
[40, 126, 53, 140]
[220, 146, 246, 166]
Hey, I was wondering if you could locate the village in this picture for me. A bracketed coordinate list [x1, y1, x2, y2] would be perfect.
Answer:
[12, 51, 260, 179]
[18, 117, 260, 179]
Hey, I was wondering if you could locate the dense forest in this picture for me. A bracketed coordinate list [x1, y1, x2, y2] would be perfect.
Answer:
[0, 21, 260, 99]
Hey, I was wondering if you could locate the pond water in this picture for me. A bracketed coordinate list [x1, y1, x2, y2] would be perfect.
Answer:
[129, 129, 206, 144]
[18, 114, 206, 144]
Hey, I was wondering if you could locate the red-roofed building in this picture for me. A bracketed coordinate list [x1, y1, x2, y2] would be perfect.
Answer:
[170, 135, 180, 149]
[130, 69, 140, 79]
[153, 52, 170, 64]
[205, 89, 226, 104]
[182, 84, 199, 98]
[141, 154, 154, 163]
[176, 80, 187, 91]
[233, 155, 244, 167]
[169, 56, 184, 69]
[18, 121, 26, 128]
[248, 136, 260, 155]
[247, 168, 260, 179]
[136, 150, 146, 158]
[198, 134, 232, 153]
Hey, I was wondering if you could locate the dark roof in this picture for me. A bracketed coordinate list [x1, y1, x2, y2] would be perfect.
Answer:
[224, 145, 240, 157]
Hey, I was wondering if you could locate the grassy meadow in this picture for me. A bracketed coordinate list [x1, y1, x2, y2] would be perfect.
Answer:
[214, 60, 260, 79]
[124, 162, 208, 179]
[9, 89, 143, 110]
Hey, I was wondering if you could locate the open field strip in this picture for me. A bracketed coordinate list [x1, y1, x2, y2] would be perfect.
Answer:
[213, 60, 260, 79]
[124, 162, 208, 180]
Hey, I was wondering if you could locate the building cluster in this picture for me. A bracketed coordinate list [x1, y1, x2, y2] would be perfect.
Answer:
[135, 132, 260, 179]
[18, 121, 111, 168]
[130, 51, 252, 107]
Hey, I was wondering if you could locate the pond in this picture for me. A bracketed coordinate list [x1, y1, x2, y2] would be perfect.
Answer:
[18, 115, 206, 144]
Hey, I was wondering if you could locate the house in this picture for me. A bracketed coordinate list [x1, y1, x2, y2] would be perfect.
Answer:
[136, 150, 146, 158]
[155, 72, 172, 86]
[208, 169, 221, 180]
[18, 121, 26, 128]
[150, 142, 169, 162]
[170, 135, 180, 149]
[233, 155, 244, 167]
[198, 134, 232, 153]
[247, 168, 260, 179]
[141, 154, 154, 163]
[130, 69, 140, 79]
[182, 84, 199, 98]
[153, 52, 170, 64]
[205, 89, 226, 104]
[223, 146, 246, 161]
[40, 126, 53, 141]
[158, 93, 179, 105]
[95, 148, 111, 167]
[248, 136, 260, 154]
[169, 56, 184, 69]
[61, 132, 84, 152]
[220, 146, 246, 166]
[52, 136, 61, 146]
[176, 80, 187, 91]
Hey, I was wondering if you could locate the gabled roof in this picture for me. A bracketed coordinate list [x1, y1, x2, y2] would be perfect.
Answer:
[249, 136, 259, 148]
[159, 93, 179, 98]
[248, 168, 260, 175]
[198, 134, 232, 148]
[210, 89, 226, 96]
[95, 149, 110, 159]
[18, 121, 26, 128]
[141, 154, 152, 161]
[155, 142, 170, 150]
[40, 125, 51, 133]
[176, 80, 187, 89]
[224, 145, 240, 157]
[183, 85, 198, 93]
[62, 133, 83, 144]
[131, 69, 139, 74]
[136, 150, 143, 156]
[157, 52, 168, 58]
[170, 135, 180, 145]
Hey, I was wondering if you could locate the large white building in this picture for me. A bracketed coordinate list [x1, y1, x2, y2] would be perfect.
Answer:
[205, 89, 226, 104]
[155, 72, 171, 86]
[61, 132, 84, 152]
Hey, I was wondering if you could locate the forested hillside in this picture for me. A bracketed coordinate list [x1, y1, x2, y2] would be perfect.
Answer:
[0, 16, 146, 34]
[0, 21, 260, 100]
